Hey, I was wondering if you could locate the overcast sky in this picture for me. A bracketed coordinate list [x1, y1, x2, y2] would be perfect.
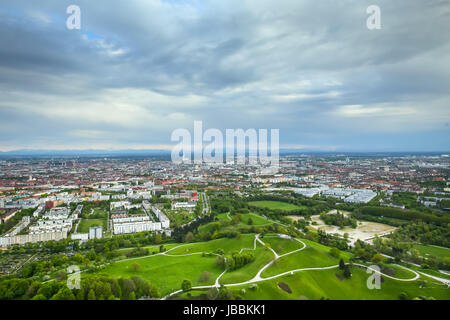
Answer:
[0, 0, 449, 152]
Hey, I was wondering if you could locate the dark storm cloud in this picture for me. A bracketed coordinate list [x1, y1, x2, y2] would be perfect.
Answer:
[0, 0, 449, 151]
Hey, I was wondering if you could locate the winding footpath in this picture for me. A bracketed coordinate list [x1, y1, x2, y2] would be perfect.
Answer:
[162, 234, 429, 299]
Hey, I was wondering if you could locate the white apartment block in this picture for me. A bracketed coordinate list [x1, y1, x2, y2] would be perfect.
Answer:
[152, 206, 170, 229]
[111, 214, 165, 235]
[33, 204, 45, 217]
[0, 230, 67, 247]
[44, 207, 70, 220]
[110, 201, 141, 211]
[89, 226, 102, 239]
[71, 233, 89, 241]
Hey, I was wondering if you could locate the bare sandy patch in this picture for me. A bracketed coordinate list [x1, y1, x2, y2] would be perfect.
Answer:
[310, 214, 397, 245]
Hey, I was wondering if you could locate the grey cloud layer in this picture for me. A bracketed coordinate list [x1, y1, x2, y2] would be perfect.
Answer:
[0, 0, 449, 151]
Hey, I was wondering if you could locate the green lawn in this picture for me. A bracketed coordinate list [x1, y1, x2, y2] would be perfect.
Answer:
[97, 254, 223, 295]
[383, 264, 418, 280]
[261, 239, 350, 278]
[216, 213, 231, 221]
[117, 243, 180, 255]
[165, 210, 196, 227]
[260, 236, 304, 255]
[77, 218, 106, 233]
[168, 234, 256, 256]
[414, 244, 450, 259]
[239, 213, 273, 226]
[248, 201, 304, 212]
[406, 265, 450, 281]
[227, 266, 450, 300]
[89, 208, 108, 218]
[198, 215, 276, 235]
[220, 246, 274, 285]
[128, 208, 147, 216]
[95, 233, 450, 300]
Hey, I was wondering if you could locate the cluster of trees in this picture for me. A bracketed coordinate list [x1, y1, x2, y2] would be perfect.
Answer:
[171, 214, 214, 243]
[294, 218, 309, 232]
[216, 251, 255, 271]
[339, 259, 352, 278]
[369, 224, 450, 270]
[205, 286, 236, 300]
[125, 247, 149, 258]
[316, 229, 349, 251]
[350, 240, 380, 262]
[209, 192, 247, 214]
[320, 212, 357, 228]
[438, 199, 450, 210]
[0, 275, 160, 300]
[178, 285, 237, 300]
[391, 221, 449, 247]
[77, 201, 110, 219]
[247, 194, 330, 219]
[18, 253, 77, 279]
[391, 192, 420, 209]
[357, 206, 450, 226]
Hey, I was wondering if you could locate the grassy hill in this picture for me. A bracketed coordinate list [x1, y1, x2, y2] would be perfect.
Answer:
[95, 232, 450, 300]
[229, 267, 450, 300]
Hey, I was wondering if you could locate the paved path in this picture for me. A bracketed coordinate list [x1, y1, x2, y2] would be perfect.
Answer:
[417, 271, 450, 286]
[380, 253, 449, 286]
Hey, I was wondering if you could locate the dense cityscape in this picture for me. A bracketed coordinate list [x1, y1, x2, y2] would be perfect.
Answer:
[0, 153, 449, 301]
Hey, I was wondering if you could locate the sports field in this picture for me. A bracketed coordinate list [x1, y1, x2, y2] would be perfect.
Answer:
[78, 218, 106, 233]
[248, 201, 304, 211]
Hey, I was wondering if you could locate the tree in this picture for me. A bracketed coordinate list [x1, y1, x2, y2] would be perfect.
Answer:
[36, 281, 60, 299]
[207, 287, 219, 300]
[76, 290, 84, 300]
[181, 280, 192, 292]
[154, 233, 162, 244]
[329, 247, 341, 259]
[343, 265, 352, 278]
[232, 214, 242, 225]
[184, 232, 195, 243]
[247, 217, 253, 226]
[120, 278, 137, 299]
[130, 262, 141, 273]
[216, 255, 226, 269]
[339, 259, 346, 270]
[371, 253, 386, 264]
[51, 287, 76, 300]
[128, 291, 136, 300]
[398, 292, 409, 300]
[199, 271, 212, 283]
[87, 289, 96, 300]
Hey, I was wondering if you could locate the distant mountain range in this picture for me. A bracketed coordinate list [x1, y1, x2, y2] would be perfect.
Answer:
[0, 149, 448, 158]
[0, 149, 172, 158]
